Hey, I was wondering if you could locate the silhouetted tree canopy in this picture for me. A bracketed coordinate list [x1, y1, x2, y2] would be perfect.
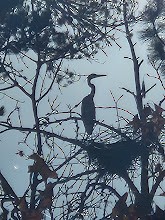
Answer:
[0, 1, 165, 220]
[0, 0, 119, 62]
[139, 0, 165, 74]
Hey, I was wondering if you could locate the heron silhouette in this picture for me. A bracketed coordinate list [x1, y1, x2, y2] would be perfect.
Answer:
[81, 74, 106, 135]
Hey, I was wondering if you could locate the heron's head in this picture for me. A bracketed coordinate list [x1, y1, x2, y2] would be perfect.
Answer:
[87, 73, 106, 82]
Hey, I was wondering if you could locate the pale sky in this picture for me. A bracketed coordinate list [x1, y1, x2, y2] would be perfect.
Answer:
[0, 0, 165, 217]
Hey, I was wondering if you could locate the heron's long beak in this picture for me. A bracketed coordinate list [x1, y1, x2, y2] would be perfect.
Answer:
[94, 74, 106, 78]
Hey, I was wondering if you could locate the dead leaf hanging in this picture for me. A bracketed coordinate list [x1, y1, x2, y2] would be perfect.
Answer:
[37, 183, 54, 211]
[154, 103, 165, 115]
[128, 114, 141, 132]
[28, 153, 58, 180]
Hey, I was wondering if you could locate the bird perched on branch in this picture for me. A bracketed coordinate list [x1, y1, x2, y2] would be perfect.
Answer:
[81, 74, 106, 135]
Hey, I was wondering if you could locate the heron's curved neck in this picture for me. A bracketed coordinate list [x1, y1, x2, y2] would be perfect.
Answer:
[88, 80, 95, 97]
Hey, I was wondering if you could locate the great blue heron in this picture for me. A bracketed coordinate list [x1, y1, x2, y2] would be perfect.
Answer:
[81, 73, 106, 135]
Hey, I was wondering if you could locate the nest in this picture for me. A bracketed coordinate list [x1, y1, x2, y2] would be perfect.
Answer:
[86, 139, 142, 176]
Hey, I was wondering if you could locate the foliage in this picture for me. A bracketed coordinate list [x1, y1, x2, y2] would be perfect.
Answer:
[0, 0, 117, 60]
[0, 0, 165, 220]
[139, 0, 165, 75]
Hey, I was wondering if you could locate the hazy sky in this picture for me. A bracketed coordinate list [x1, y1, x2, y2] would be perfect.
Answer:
[0, 0, 165, 217]
[1, 25, 164, 195]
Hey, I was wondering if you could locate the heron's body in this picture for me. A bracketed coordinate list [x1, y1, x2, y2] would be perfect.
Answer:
[81, 74, 106, 135]
[81, 94, 95, 135]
